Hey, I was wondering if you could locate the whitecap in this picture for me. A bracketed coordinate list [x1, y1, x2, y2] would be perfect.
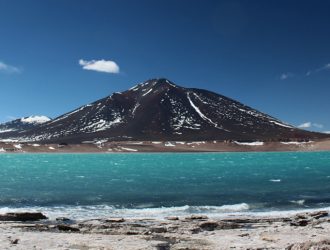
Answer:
[290, 200, 305, 205]
[269, 179, 281, 182]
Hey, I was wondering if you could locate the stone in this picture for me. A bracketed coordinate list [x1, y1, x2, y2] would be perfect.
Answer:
[0, 212, 47, 221]
[10, 239, 19, 244]
[309, 211, 328, 219]
[150, 226, 167, 233]
[165, 216, 179, 221]
[290, 219, 309, 227]
[105, 218, 125, 223]
[154, 242, 171, 250]
[187, 214, 208, 220]
[57, 225, 80, 232]
[199, 221, 219, 231]
[56, 217, 71, 222]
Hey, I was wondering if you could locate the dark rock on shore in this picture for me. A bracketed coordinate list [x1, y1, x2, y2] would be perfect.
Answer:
[0, 212, 47, 221]
[57, 225, 80, 232]
[105, 218, 125, 223]
[290, 211, 329, 227]
[186, 215, 208, 220]
[56, 217, 71, 222]
[199, 221, 219, 231]
[165, 216, 179, 221]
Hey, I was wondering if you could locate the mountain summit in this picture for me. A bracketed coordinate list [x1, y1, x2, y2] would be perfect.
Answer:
[0, 79, 326, 143]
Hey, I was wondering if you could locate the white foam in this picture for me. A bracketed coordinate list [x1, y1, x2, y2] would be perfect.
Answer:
[0, 204, 329, 221]
[269, 179, 281, 182]
[0, 203, 250, 220]
[290, 200, 305, 205]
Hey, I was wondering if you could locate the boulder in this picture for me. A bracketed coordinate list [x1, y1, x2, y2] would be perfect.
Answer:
[55, 217, 71, 222]
[57, 225, 80, 232]
[187, 214, 208, 220]
[150, 226, 167, 233]
[105, 218, 125, 223]
[290, 219, 309, 227]
[165, 216, 179, 221]
[0, 212, 47, 221]
[310, 211, 328, 219]
[199, 221, 219, 231]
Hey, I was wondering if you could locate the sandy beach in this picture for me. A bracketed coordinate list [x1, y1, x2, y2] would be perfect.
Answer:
[0, 210, 329, 249]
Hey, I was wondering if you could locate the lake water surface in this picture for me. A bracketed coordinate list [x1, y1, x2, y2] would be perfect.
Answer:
[0, 152, 329, 219]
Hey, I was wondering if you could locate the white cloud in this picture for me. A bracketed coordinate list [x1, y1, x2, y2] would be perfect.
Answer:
[79, 59, 120, 74]
[298, 122, 324, 129]
[280, 72, 294, 80]
[0, 61, 21, 74]
[323, 131, 330, 134]
[298, 122, 312, 128]
[306, 63, 330, 76]
[312, 123, 324, 129]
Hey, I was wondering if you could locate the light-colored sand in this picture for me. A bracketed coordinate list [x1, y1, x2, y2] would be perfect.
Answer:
[0, 212, 330, 249]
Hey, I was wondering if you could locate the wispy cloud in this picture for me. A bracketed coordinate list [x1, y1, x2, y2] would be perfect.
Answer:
[306, 63, 330, 76]
[79, 59, 120, 74]
[298, 122, 312, 128]
[0, 61, 21, 74]
[298, 122, 323, 129]
[280, 72, 294, 80]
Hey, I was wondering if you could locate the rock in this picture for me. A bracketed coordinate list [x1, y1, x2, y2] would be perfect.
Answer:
[154, 242, 171, 250]
[56, 217, 71, 222]
[0, 212, 47, 221]
[290, 219, 309, 227]
[187, 214, 208, 220]
[150, 226, 167, 233]
[10, 239, 19, 244]
[190, 227, 202, 234]
[126, 231, 139, 235]
[286, 239, 330, 250]
[165, 216, 179, 221]
[310, 211, 328, 219]
[199, 221, 219, 231]
[238, 233, 249, 237]
[57, 225, 80, 232]
[261, 236, 276, 242]
[105, 218, 125, 223]
[294, 213, 307, 220]
[217, 222, 242, 229]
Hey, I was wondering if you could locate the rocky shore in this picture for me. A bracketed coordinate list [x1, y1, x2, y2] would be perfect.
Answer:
[0, 211, 329, 249]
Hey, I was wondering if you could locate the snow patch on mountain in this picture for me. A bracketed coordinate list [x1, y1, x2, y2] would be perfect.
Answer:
[21, 116, 51, 124]
[187, 92, 227, 131]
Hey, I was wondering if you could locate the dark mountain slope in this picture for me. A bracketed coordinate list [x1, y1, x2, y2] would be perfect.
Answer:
[0, 79, 326, 143]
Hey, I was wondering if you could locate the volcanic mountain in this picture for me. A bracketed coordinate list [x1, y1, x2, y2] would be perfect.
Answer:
[0, 78, 326, 143]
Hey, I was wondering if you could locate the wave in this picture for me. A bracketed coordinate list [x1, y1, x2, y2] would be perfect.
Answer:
[0, 203, 250, 220]
[1, 202, 329, 221]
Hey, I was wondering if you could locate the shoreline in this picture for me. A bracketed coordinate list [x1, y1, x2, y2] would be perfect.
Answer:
[0, 209, 329, 249]
[1, 204, 330, 221]
[1, 139, 330, 153]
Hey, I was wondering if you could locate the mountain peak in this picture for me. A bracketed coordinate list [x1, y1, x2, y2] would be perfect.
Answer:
[0, 79, 327, 143]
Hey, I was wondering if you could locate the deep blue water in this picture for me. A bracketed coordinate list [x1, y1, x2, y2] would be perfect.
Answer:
[0, 152, 329, 219]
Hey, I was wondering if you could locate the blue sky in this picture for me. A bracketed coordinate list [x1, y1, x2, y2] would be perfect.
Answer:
[0, 0, 329, 132]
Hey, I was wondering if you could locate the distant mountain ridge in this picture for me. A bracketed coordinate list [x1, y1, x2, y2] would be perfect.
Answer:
[0, 78, 327, 143]
[0, 116, 50, 135]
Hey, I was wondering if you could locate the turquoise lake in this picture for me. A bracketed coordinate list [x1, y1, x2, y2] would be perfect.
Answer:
[0, 152, 329, 219]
